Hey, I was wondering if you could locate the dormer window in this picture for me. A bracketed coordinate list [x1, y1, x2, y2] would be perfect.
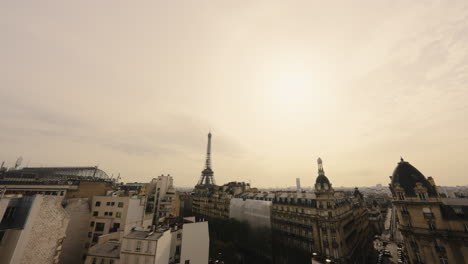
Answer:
[397, 192, 405, 200]
[324, 184, 329, 190]
[418, 192, 427, 200]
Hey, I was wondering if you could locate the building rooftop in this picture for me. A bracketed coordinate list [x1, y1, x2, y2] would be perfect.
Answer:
[0, 166, 113, 182]
[124, 230, 165, 240]
[391, 159, 437, 197]
[441, 198, 468, 206]
[87, 240, 120, 258]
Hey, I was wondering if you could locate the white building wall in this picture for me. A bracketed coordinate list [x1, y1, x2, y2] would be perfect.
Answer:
[125, 198, 147, 233]
[154, 230, 172, 264]
[180, 222, 209, 264]
[229, 198, 272, 228]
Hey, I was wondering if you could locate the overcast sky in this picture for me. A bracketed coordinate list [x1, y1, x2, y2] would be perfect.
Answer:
[1, 0, 468, 187]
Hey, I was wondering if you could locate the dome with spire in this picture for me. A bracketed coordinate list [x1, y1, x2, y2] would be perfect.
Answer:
[315, 157, 332, 190]
[391, 158, 437, 197]
[316, 175, 330, 185]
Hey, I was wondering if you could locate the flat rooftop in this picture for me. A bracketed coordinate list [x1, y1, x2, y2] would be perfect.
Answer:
[124, 230, 165, 240]
[87, 240, 120, 258]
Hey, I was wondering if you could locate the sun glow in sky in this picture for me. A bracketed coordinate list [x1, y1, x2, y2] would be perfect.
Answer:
[1, 0, 468, 187]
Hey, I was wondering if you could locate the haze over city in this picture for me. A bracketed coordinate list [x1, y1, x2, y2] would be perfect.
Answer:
[2, 0, 468, 187]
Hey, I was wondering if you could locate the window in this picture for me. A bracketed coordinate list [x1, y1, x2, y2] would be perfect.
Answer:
[397, 192, 405, 200]
[95, 223, 105, 232]
[177, 233, 182, 240]
[454, 207, 463, 215]
[118, 202, 124, 208]
[95, 201, 101, 207]
[418, 192, 427, 201]
[109, 260, 114, 264]
[88, 232, 93, 238]
[136, 241, 142, 252]
[116, 212, 122, 218]
[126, 240, 132, 251]
[429, 222, 436, 230]
[423, 207, 434, 218]
[439, 257, 448, 264]
[90, 221, 95, 227]
[107, 202, 111, 206]
[416, 253, 422, 263]
[92, 258, 97, 264]
[93, 211, 98, 217]
[92, 233, 101, 243]
[176, 245, 181, 254]
[111, 202, 115, 206]
[2, 207, 17, 221]
[146, 241, 152, 253]
[185, 261, 190, 264]
[109, 212, 113, 216]
[100, 259, 105, 264]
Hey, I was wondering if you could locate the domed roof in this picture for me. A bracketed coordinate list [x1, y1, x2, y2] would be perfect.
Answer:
[391, 159, 437, 197]
[316, 175, 330, 184]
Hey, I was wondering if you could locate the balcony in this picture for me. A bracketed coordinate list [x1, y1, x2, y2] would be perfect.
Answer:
[435, 246, 446, 253]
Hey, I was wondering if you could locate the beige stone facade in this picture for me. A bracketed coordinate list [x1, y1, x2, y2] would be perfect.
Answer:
[271, 160, 372, 264]
[0, 195, 69, 264]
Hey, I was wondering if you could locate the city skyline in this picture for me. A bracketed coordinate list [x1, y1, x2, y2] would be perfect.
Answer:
[2, 1, 468, 187]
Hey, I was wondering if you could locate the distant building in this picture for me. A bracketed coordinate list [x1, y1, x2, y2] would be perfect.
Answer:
[389, 158, 468, 264]
[0, 195, 69, 264]
[0, 166, 115, 198]
[193, 181, 251, 219]
[146, 174, 179, 224]
[120, 182, 146, 196]
[296, 178, 301, 191]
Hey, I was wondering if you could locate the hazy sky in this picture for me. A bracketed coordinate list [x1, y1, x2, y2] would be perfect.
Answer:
[2, 0, 468, 187]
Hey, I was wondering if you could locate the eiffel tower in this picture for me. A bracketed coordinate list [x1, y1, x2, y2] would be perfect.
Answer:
[197, 132, 216, 186]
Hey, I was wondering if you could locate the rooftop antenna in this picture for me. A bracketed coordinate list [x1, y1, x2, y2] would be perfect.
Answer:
[14, 156, 23, 169]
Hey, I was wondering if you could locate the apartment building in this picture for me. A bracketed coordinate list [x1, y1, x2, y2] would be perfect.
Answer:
[192, 181, 251, 219]
[271, 158, 373, 264]
[146, 175, 180, 224]
[87, 195, 153, 248]
[389, 158, 468, 264]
